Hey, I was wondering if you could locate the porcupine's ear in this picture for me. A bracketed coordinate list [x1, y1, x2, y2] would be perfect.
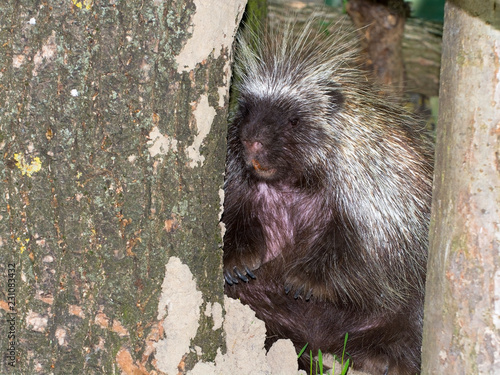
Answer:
[322, 81, 345, 112]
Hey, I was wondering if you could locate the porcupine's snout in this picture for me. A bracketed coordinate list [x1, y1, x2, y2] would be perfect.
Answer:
[238, 108, 283, 179]
[242, 139, 263, 155]
[241, 138, 276, 178]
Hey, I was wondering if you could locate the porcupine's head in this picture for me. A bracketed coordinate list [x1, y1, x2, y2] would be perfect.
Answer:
[227, 20, 359, 187]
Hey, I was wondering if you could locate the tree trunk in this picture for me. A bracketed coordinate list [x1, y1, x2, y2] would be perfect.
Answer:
[422, 1, 500, 374]
[346, 0, 409, 93]
[268, 0, 443, 98]
[0, 1, 246, 374]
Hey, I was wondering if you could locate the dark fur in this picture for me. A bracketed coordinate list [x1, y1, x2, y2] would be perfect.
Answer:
[223, 20, 433, 374]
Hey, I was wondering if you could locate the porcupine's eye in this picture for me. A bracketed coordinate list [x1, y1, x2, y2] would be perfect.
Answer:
[289, 117, 299, 127]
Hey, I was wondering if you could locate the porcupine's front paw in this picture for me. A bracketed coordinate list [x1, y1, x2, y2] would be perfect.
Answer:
[284, 268, 330, 302]
[223, 250, 262, 286]
[284, 275, 315, 301]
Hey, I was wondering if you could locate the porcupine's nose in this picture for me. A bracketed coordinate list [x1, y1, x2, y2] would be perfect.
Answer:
[242, 140, 263, 154]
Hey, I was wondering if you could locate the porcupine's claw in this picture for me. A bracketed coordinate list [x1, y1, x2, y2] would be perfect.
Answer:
[233, 267, 249, 282]
[225, 265, 257, 285]
[305, 289, 313, 301]
[293, 285, 305, 300]
[284, 284, 312, 300]
[244, 266, 256, 279]
[224, 270, 238, 285]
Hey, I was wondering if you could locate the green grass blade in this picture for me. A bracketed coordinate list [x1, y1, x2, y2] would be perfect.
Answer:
[318, 349, 323, 375]
[342, 358, 350, 375]
[298, 343, 308, 359]
[341, 332, 348, 366]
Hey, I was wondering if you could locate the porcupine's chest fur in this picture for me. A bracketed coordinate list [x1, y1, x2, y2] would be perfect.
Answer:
[250, 181, 328, 263]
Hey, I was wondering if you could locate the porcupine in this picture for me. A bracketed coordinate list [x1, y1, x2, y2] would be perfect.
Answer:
[222, 19, 433, 375]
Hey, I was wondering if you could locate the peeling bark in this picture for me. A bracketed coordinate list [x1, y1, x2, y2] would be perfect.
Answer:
[0, 1, 245, 373]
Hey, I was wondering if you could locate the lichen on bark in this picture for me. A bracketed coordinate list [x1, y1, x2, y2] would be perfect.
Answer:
[0, 0, 244, 373]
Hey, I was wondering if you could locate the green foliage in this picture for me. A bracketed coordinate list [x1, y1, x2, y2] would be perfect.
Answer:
[245, 0, 268, 27]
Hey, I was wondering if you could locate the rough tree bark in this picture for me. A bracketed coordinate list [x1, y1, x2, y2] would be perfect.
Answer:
[0, 1, 250, 374]
[422, 0, 500, 374]
[346, 0, 409, 93]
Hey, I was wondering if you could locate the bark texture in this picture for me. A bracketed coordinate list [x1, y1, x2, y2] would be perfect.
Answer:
[346, 0, 409, 92]
[0, 0, 245, 373]
[422, 1, 500, 374]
